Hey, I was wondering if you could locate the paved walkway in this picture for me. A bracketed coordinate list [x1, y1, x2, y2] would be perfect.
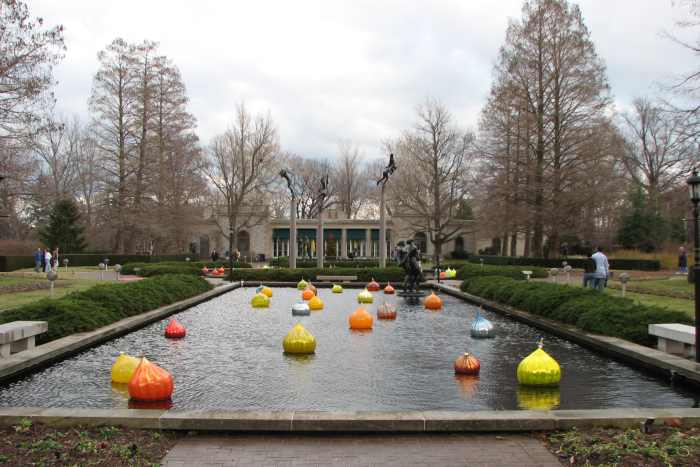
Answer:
[163, 433, 561, 466]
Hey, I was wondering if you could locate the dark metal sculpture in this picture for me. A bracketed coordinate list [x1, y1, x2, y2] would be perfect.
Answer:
[376, 153, 397, 186]
[279, 169, 296, 197]
[398, 239, 424, 298]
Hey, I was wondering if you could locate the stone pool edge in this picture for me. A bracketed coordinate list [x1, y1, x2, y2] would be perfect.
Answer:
[0, 407, 698, 432]
[431, 282, 700, 388]
[0, 282, 241, 383]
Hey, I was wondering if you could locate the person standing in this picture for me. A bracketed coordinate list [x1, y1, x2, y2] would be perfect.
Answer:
[44, 249, 52, 273]
[211, 249, 218, 263]
[679, 246, 688, 274]
[582, 253, 596, 288]
[33, 248, 43, 272]
[591, 247, 609, 291]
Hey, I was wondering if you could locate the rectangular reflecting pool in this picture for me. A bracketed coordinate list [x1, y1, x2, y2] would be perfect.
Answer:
[0, 287, 696, 411]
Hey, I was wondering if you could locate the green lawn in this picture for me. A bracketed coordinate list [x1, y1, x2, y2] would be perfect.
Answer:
[603, 289, 694, 317]
[0, 278, 103, 311]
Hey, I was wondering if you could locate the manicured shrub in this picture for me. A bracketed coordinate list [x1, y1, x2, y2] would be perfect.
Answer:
[228, 267, 407, 283]
[456, 263, 548, 281]
[0, 274, 212, 344]
[268, 257, 395, 268]
[460, 276, 691, 346]
[467, 255, 660, 271]
[120, 261, 252, 276]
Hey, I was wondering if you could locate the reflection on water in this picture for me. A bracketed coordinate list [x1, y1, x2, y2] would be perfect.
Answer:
[517, 386, 561, 411]
[0, 287, 695, 411]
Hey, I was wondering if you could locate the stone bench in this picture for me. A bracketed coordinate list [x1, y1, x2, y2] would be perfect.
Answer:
[648, 323, 696, 358]
[316, 275, 358, 283]
[0, 321, 48, 358]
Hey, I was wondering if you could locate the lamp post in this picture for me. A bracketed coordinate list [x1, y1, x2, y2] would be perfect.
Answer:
[229, 225, 234, 282]
[687, 168, 700, 363]
[317, 174, 329, 269]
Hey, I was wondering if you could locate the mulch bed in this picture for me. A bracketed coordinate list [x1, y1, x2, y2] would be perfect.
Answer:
[0, 420, 181, 466]
[541, 425, 700, 466]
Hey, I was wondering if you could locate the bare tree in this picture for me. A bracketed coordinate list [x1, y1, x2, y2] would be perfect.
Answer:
[619, 98, 694, 202]
[203, 103, 279, 256]
[389, 99, 474, 262]
[333, 142, 366, 219]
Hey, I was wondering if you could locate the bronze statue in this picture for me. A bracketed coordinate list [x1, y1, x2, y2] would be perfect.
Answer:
[376, 153, 397, 186]
[399, 239, 423, 292]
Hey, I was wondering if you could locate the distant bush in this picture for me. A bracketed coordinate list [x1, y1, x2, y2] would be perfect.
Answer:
[229, 267, 406, 283]
[449, 250, 470, 260]
[268, 257, 394, 268]
[0, 274, 212, 344]
[120, 261, 252, 276]
[467, 255, 660, 271]
[460, 276, 690, 346]
[456, 263, 548, 280]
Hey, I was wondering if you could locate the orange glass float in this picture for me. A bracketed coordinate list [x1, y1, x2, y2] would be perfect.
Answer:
[128, 358, 174, 402]
[164, 319, 186, 339]
[301, 288, 314, 301]
[366, 278, 380, 292]
[383, 282, 395, 294]
[424, 292, 443, 310]
[349, 307, 373, 330]
[439, 271, 446, 279]
[454, 352, 481, 375]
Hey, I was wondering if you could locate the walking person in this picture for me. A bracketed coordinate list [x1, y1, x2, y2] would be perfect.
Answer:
[679, 246, 688, 274]
[582, 253, 596, 288]
[44, 249, 52, 273]
[33, 248, 43, 272]
[591, 247, 609, 291]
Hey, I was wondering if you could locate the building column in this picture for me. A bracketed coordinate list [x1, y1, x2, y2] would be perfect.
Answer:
[366, 228, 371, 258]
[341, 229, 348, 258]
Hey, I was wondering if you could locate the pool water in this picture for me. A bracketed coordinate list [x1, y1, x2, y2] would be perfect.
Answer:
[0, 287, 696, 411]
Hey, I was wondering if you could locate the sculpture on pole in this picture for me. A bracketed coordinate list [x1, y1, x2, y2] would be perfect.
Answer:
[376, 153, 397, 268]
[280, 169, 298, 269]
[317, 173, 329, 268]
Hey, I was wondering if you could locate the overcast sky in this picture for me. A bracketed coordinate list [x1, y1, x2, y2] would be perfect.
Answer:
[31, 0, 697, 161]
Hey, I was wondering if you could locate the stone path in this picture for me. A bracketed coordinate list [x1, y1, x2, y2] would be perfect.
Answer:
[163, 433, 561, 466]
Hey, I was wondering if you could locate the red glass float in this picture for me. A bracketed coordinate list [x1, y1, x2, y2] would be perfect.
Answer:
[383, 282, 395, 294]
[424, 292, 443, 310]
[302, 288, 315, 300]
[349, 307, 373, 330]
[454, 352, 481, 375]
[201, 266, 209, 274]
[439, 271, 446, 279]
[164, 319, 186, 338]
[128, 358, 174, 402]
[367, 278, 380, 292]
[377, 302, 397, 320]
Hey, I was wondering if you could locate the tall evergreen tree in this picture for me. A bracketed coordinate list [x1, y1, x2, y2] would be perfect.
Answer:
[39, 198, 87, 252]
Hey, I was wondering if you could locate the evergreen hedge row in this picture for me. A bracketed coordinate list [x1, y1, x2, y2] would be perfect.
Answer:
[468, 255, 660, 271]
[120, 261, 252, 276]
[268, 257, 394, 268]
[0, 274, 213, 344]
[456, 263, 548, 280]
[228, 267, 407, 283]
[460, 276, 690, 346]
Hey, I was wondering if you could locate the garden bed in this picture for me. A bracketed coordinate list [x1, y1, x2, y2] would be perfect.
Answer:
[0, 419, 179, 466]
[543, 425, 700, 466]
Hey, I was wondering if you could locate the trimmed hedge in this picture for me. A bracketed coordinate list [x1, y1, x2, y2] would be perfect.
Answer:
[468, 255, 660, 271]
[460, 276, 691, 346]
[0, 254, 194, 272]
[229, 267, 407, 283]
[120, 261, 252, 276]
[456, 263, 548, 280]
[268, 257, 395, 268]
[0, 274, 213, 344]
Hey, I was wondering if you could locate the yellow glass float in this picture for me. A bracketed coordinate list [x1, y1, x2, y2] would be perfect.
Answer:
[517, 386, 561, 411]
[251, 292, 270, 308]
[308, 295, 324, 310]
[297, 278, 308, 290]
[446, 268, 457, 279]
[283, 323, 316, 354]
[111, 352, 140, 384]
[517, 339, 561, 386]
[332, 284, 343, 293]
[259, 286, 273, 297]
[357, 288, 374, 304]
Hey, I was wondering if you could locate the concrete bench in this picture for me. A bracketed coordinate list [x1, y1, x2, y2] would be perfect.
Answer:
[0, 321, 48, 358]
[316, 275, 358, 283]
[648, 323, 696, 358]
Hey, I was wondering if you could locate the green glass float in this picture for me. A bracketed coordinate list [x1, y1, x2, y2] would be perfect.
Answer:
[357, 288, 374, 304]
[251, 292, 270, 308]
[332, 284, 343, 293]
[297, 278, 308, 290]
[517, 339, 561, 386]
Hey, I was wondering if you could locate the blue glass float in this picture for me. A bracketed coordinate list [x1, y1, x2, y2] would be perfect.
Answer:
[470, 308, 495, 338]
[292, 301, 310, 316]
